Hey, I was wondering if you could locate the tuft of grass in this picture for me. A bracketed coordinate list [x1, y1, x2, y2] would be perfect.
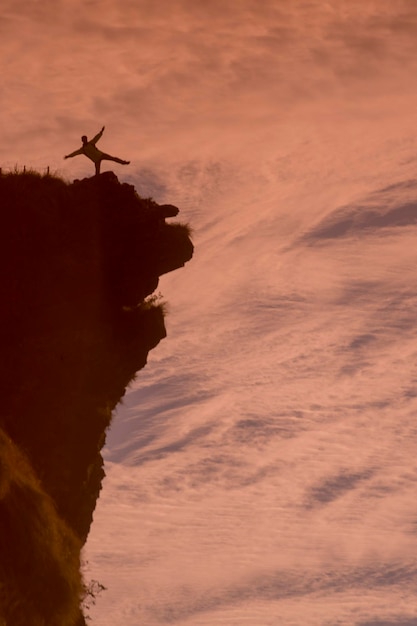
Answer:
[170, 221, 193, 238]
[81, 575, 107, 621]
[1, 165, 67, 181]
[141, 291, 168, 313]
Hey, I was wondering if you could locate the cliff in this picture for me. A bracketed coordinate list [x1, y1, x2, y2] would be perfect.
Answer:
[0, 169, 193, 625]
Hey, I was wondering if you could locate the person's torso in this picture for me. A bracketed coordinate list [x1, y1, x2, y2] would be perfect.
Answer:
[82, 143, 102, 161]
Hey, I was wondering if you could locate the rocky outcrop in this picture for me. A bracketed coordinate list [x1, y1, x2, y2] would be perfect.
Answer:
[0, 170, 193, 624]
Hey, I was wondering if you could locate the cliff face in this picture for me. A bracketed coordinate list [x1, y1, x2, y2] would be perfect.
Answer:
[0, 170, 193, 625]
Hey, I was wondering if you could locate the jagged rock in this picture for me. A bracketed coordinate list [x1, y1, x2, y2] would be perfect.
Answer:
[159, 203, 179, 218]
[0, 170, 193, 624]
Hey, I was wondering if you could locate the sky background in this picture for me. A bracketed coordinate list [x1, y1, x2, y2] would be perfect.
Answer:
[3, 1, 417, 624]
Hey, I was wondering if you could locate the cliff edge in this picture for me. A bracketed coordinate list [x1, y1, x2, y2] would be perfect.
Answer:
[0, 169, 193, 625]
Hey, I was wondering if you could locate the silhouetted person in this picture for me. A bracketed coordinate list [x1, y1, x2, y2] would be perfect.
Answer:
[64, 126, 130, 175]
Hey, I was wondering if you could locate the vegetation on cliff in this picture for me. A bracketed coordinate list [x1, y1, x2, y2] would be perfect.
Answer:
[0, 169, 193, 624]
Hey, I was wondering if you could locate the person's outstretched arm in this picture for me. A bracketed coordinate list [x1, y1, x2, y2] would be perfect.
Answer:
[64, 148, 83, 159]
[91, 126, 105, 145]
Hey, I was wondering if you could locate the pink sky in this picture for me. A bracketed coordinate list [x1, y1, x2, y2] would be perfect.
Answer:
[4, 2, 417, 624]
[3, 0, 417, 173]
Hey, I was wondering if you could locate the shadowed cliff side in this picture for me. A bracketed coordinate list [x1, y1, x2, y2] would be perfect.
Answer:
[0, 169, 193, 625]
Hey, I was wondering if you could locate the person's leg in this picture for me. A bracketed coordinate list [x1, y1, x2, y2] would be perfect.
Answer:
[95, 160, 101, 175]
[101, 153, 130, 165]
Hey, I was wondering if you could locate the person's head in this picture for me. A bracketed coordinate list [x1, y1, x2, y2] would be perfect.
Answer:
[81, 135, 88, 144]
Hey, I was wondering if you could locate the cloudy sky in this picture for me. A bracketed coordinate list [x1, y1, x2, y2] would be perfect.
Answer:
[4, 1, 417, 624]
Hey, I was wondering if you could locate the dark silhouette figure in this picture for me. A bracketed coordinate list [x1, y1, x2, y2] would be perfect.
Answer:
[64, 126, 130, 175]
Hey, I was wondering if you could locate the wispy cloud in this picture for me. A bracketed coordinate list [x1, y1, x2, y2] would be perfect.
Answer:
[3, 0, 417, 170]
